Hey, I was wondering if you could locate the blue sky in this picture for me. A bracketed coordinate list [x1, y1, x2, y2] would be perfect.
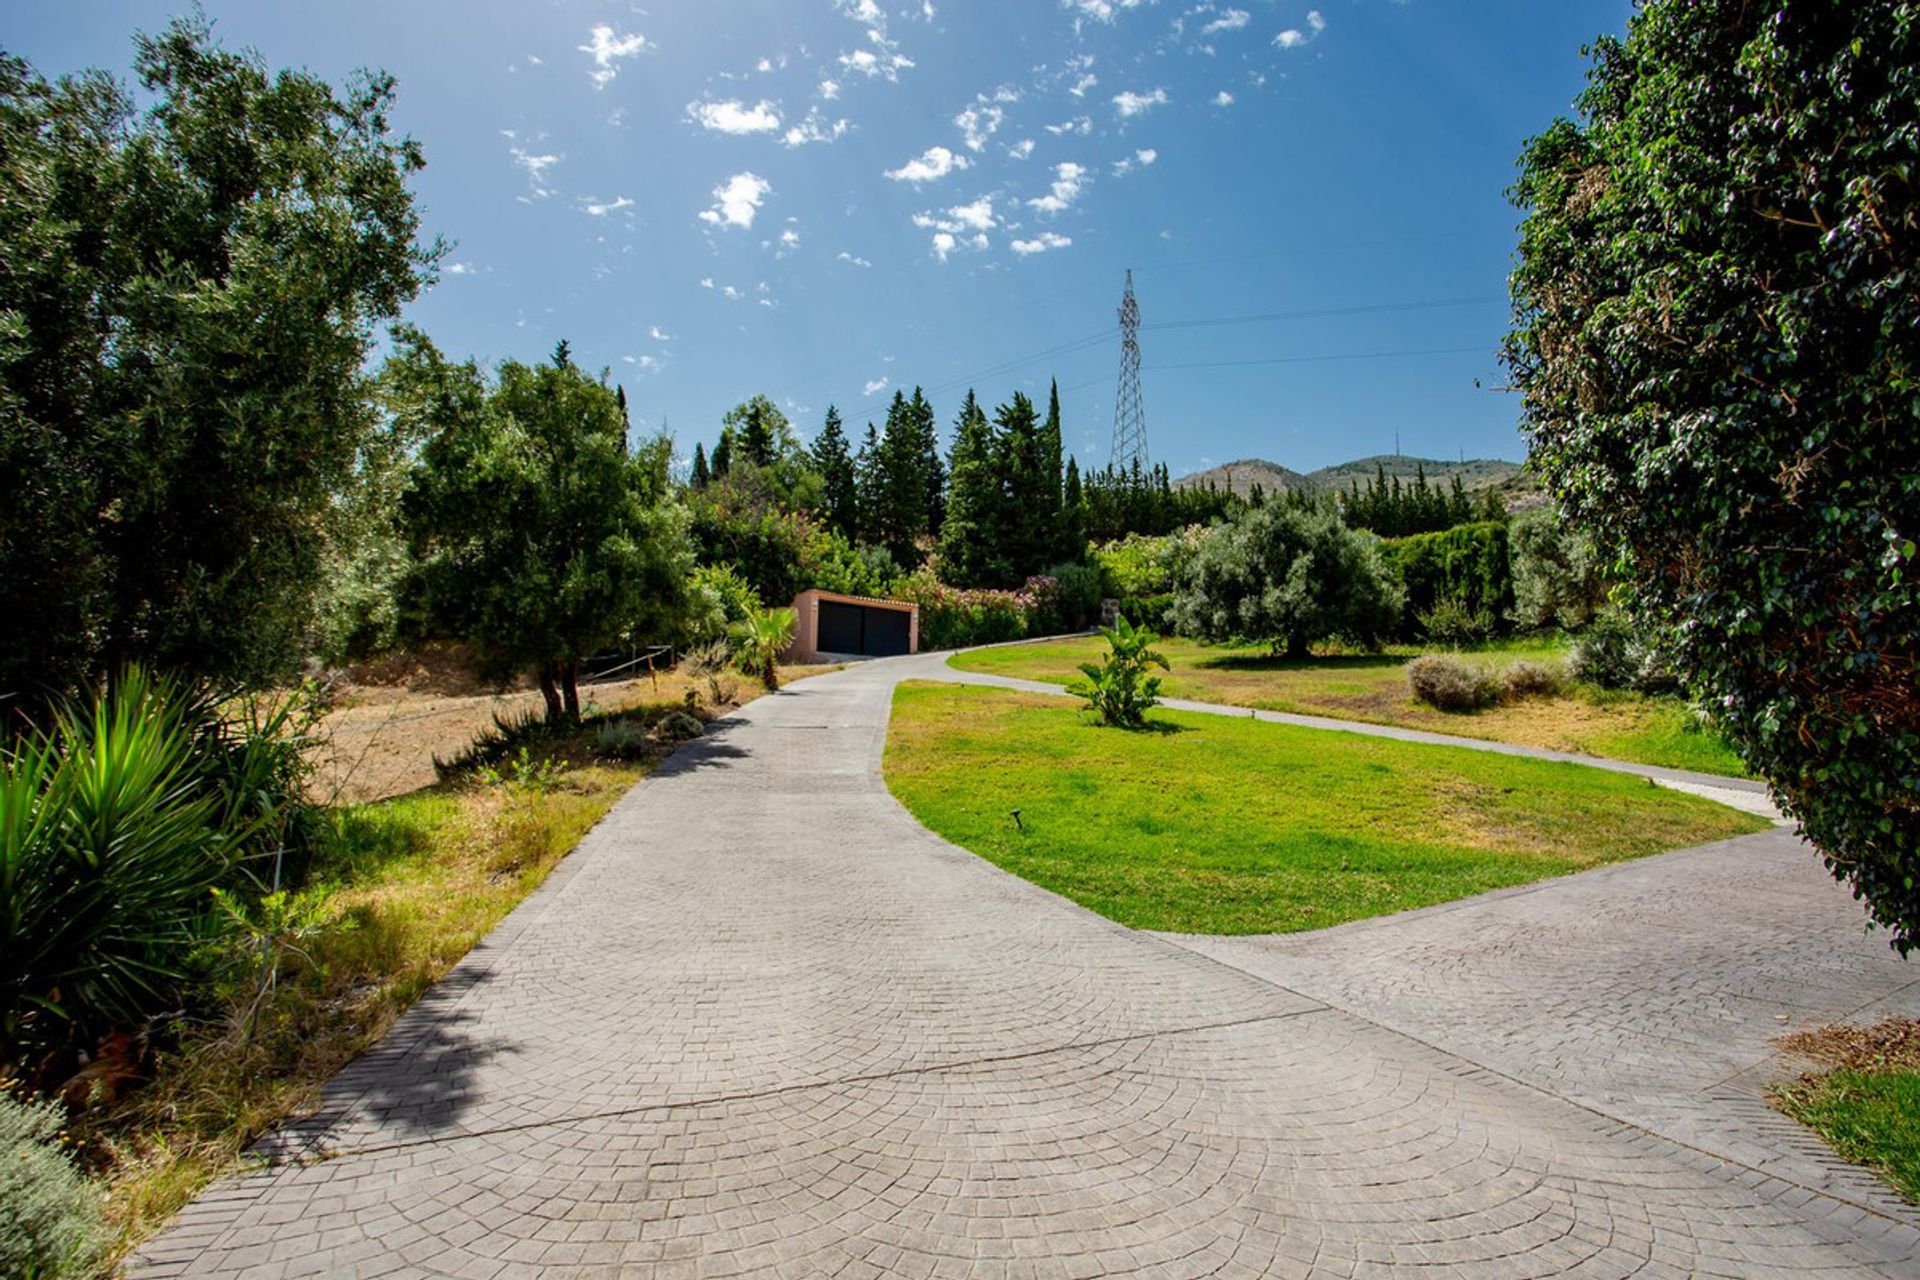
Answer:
[14, 0, 1632, 476]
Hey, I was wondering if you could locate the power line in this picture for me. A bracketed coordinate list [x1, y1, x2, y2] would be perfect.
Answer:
[1144, 295, 1504, 333]
[1147, 344, 1491, 373]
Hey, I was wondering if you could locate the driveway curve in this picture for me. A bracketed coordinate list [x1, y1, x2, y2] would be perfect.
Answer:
[138, 656, 1920, 1278]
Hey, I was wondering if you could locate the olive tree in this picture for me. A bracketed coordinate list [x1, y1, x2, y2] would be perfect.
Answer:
[1505, 1, 1919, 947]
[1173, 503, 1401, 658]
[402, 340, 695, 721]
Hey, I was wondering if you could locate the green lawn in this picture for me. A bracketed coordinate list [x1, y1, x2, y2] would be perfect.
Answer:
[949, 634, 1749, 777]
[1773, 1019, 1920, 1204]
[884, 681, 1766, 934]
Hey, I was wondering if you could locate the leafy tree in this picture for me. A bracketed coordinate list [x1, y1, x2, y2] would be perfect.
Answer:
[1505, 0, 1920, 948]
[403, 343, 693, 721]
[0, 19, 436, 703]
[1068, 614, 1169, 728]
[1174, 502, 1401, 658]
[726, 394, 788, 469]
[812, 406, 858, 537]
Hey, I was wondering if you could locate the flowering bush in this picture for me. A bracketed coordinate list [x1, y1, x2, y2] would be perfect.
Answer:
[888, 573, 1031, 650]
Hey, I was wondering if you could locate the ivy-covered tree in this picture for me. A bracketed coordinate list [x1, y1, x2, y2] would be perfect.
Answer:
[812, 406, 858, 538]
[1505, 0, 1920, 948]
[0, 18, 437, 703]
[402, 342, 694, 721]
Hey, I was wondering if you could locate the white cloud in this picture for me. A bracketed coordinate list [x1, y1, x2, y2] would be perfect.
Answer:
[837, 251, 873, 267]
[688, 99, 782, 135]
[1028, 161, 1087, 215]
[954, 103, 1004, 151]
[1011, 231, 1071, 255]
[1045, 116, 1093, 136]
[820, 79, 841, 100]
[723, 284, 743, 300]
[780, 227, 801, 248]
[580, 195, 633, 216]
[443, 262, 476, 276]
[1069, 73, 1098, 97]
[1064, 0, 1147, 22]
[1007, 138, 1036, 160]
[1136, 147, 1157, 165]
[1213, 90, 1235, 106]
[783, 111, 851, 147]
[699, 277, 716, 289]
[885, 144, 970, 182]
[1112, 87, 1168, 118]
[510, 147, 560, 198]
[863, 376, 890, 395]
[1276, 14, 1324, 49]
[914, 197, 995, 233]
[622, 354, 667, 374]
[698, 172, 772, 229]
[1202, 8, 1249, 34]
[580, 25, 647, 88]
[649, 325, 675, 341]
[840, 45, 916, 80]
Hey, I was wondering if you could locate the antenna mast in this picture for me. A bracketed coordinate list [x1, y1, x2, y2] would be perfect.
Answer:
[1109, 269, 1149, 471]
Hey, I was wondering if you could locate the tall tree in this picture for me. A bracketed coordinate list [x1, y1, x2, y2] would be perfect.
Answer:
[995, 392, 1048, 580]
[0, 18, 437, 702]
[872, 390, 928, 567]
[910, 388, 946, 539]
[690, 442, 711, 490]
[812, 406, 857, 537]
[1505, 0, 1920, 949]
[853, 423, 883, 544]
[403, 344, 694, 722]
[1039, 380, 1069, 559]
[937, 391, 1002, 587]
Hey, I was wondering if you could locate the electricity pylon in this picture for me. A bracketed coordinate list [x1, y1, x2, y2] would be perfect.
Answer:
[1109, 269, 1149, 472]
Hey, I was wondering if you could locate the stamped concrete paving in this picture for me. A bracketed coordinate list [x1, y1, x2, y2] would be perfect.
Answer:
[138, 658, 1920, 1277]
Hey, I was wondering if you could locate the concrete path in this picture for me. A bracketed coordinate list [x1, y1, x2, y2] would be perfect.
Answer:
[137, 656, 1920, 1278]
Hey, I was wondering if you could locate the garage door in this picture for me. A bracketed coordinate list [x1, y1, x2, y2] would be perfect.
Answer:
[816, 600, 911, 657]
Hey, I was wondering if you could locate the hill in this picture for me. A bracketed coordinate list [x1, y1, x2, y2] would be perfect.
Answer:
[1175, 453, 1545, 512]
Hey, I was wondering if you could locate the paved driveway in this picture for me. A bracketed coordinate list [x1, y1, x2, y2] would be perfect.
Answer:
[138, 657, 1920, 1277]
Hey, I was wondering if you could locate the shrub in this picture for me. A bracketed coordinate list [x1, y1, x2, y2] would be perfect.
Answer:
[1416, 599, 1496, 647]
[1027, 563, 1102, 634]
[679, 640, 741, 707]
[807, 532, 900, 600]
[1504, 1, 1920, 947]
[1379, 521, 1514, 641]
[1115, 593, 1176, 634]
[684, 564, 758, 645]
[1567, 610, 1679, 694]
[1406, 655, 1499, 711]
[1508, 507, 1609, 631]
[888, 573, 1032, 650]
[592, 721, 654, 761]
[0, 668, 312, 1071]
[1501, 660, 1563, 702]
[0, 1085, 105, 1279]
[1174, 503, 1401, 657]
[1068, 615, 1170, 728]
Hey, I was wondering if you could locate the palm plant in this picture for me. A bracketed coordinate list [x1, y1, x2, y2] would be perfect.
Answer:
[1068, 613, 1170, 728]
[729, 607, 796, 692]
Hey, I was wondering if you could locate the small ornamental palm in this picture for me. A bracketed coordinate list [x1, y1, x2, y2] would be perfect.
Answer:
[1068, 613, 1170, 728]
[729, 607, 796, 691]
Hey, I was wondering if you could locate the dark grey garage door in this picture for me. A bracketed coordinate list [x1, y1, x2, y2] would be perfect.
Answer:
[817, 600, 911, 657]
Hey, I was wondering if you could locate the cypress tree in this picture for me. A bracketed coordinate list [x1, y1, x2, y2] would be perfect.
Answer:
[854, 423, 882, 544]
[938, 390, 1001, 587]
[690, 441, 710, 490]
[711, 428, 733, 478]
[1039, 380, 1069, 560]
[812, 405, 857, 537]
[876, 390, 928, 566]
[910, 388, 945, 538]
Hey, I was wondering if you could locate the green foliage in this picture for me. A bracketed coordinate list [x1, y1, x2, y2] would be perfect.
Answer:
[0, 20, 437, 701]
[888, 574, 1032, 650]
[1501, 660, 1564, 701]
[936, 392, 1004, 587]
[1091, 532, 1176, 599]
[0, 668, 315, 1069]
[1174, 503, 1402, 658]
[679, 641, 740, 708]
[1567, 608, 1680, 695]
[401, 339, 694, 721]
[1505, 0, 1920, 948]
[1776, 1068, 1920, 1204]
[1026, 563, 1103, 635]
[1115, 593, 1177, 634]
[807, 530, 901, 599]
[1405, 654, 1500, 712]
[811, 406, 858, 538]
[0, 1084, 105, 1279]
[1068, 615, 1169, 728]
[1340, 463, 1483, 537]
[684, 564, 759, 645]
[1508, 506, 1610, 632]
[1378, 521, 1514, 641]
[730, 608, 797, 691]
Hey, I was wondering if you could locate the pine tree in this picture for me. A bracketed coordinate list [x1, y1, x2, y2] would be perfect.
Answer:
[1039, 380, 1070, 561]
[873, 390, 928, 567]
[690, 442, 710, 490]
[711, 428, 733, 478]
[812, 405, 857, 537]
[937, 390, 1001, 587]
[909, 388, 945, 539]
[1060, 454, 1087, 559]
[995, 391, 1046, 579]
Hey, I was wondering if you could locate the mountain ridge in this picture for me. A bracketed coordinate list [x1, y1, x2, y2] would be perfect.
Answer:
[1174, 454, 1544, 511]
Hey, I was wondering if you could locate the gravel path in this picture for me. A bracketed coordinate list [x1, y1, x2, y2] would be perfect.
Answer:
[136, 656, 1918, 1277]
